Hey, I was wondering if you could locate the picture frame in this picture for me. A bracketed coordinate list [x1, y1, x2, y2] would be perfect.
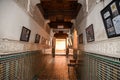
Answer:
[79, 33, 83, 44]
[101, 0, 120, 38]
[34, 34, 40, 43]
[20, 26, 31, 42]
[41, 37, 46, 44]
[86, 24, 95, 42]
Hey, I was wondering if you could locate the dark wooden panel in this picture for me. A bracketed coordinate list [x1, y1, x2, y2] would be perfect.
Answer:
[49, 22, 73, 29]
[37, 0, 82, 38]
[54, 31, 68, 38]
[37, 0, 82, 29]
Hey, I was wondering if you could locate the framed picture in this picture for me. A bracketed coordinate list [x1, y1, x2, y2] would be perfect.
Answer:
[79, 33, 83, 44]
[34, 34, 40, 43]
[101, 0, 120, 38]
[41, 37, 46, 44]
[86, 24, 95, 42]
[20, 26, 31, 42]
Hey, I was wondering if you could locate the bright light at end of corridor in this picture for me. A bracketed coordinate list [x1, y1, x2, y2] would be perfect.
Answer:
[56, 39, 66, 50]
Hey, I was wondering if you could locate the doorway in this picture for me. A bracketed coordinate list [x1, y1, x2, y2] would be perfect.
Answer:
[55, 39, 66, 55]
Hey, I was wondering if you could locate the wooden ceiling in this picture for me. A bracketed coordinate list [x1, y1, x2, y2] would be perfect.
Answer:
[54, 31, 68, 38]
[37, 0, 82, 29]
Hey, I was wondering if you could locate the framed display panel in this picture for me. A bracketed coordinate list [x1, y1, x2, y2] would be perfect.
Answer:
[41, 37, 46, 44]
[34, 34, 40, 43]
[86, 24, 95, 42]
[79, 33, 83, 44]
[101, 0, 120, 38]
[20, 26, 31, 42]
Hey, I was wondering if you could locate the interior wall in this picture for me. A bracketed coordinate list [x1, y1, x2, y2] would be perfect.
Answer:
[0, 0, 49, 41]
[0, 0, 50, 53]
[77, 0, 120, 58]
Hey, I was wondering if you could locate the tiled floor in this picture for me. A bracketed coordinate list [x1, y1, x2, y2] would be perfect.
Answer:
[38, 56, 77, 80]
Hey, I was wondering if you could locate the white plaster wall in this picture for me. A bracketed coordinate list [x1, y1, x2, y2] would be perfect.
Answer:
[0, 0, 50, 53]
[103, 0, 112, 6]
[86, 2, 107, 42]
[77, 1, 120, 58]
[0, 0, 49, 42]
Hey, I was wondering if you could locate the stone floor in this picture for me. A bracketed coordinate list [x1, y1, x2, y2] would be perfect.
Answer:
[38, 56, 78, 80]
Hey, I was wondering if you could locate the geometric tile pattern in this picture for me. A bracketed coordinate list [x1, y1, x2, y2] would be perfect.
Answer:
[82, 52, 120, 80]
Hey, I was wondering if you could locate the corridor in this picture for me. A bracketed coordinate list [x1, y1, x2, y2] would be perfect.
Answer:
[38, 56, 77, 80]
[1, 0, 120, 80]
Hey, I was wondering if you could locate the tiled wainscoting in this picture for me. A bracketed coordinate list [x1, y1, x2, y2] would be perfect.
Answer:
[81, 52, 120, 80]
[0, 50, 49, 80]
[0, 38, 48, 79]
